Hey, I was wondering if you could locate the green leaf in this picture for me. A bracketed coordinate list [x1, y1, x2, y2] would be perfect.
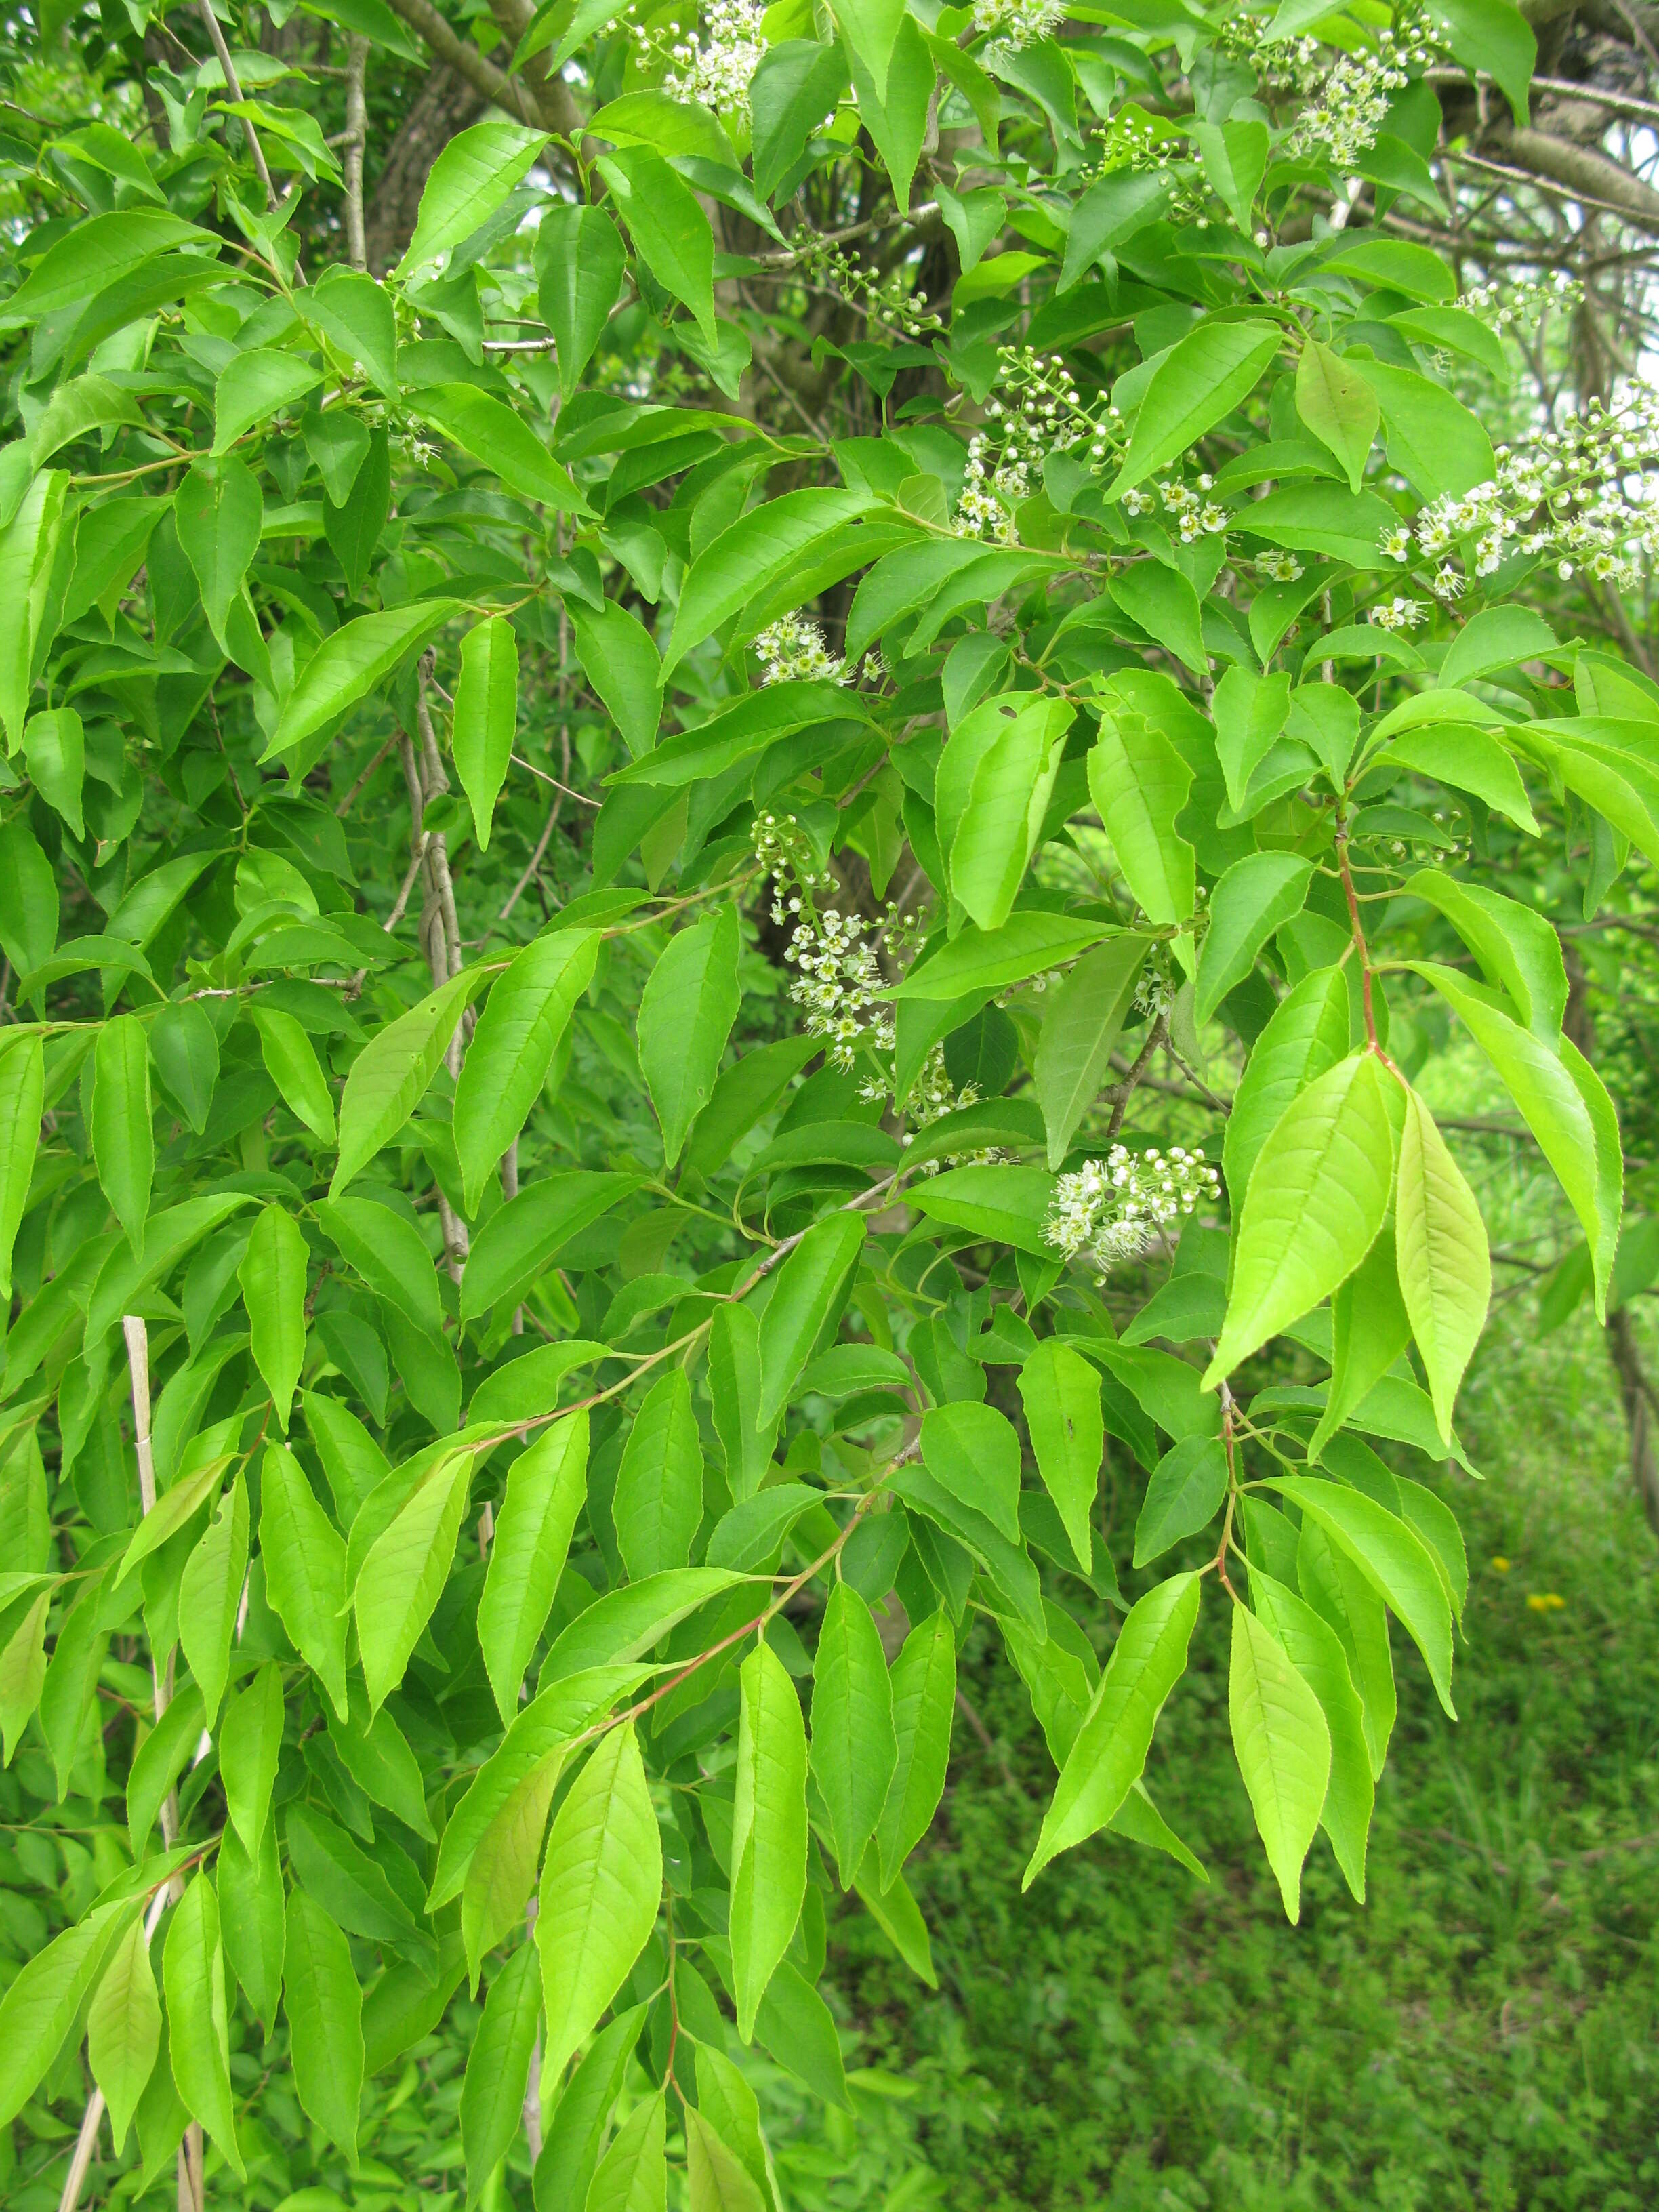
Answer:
[239, 1204, 308, 1432]
[1364, 361, 1494, 503]
[356, 1446, 474, 1710]
[460, 1942, 543, 2204]
[536, 204, 628, 399]
[462, 1170, 640, 1320]
[666, 488, 870, 670]
[268, 599, 459, 764]
[942, 695, 1073, 932]
[1108, 560, 1207, 676]
[260, 1443, 350, 1719]
[478, 1409, 589, 1721]
[249, 1004, 336, 1143]
[832, 0, 904, 96]
[1027, 1573, 1202, 1884]
[1207, 1053, 1397, 1385]
[638, 906, 741, 1168]
[1215, 672, 1294, 808]
[1228, 1605, 1330, 1923]
[693, 2043, 775, 2201]
[847, 13, 933, 213]
[0, 1031, 43, 1299]
[454, 929, 599, 1213]
[709, 1302, 782, 1504]
[452, 617, 518, 850]
[87, 1914, 161, 2155]
[1404, 870, 1565, 1038]
[0, 1589, 49, 1765]
[533, 2005, 647, 2209]
[0, 1900, 128, 2125]
[1109, 319, 1282, 497]
[1249, 1564, 1374, 1902]
[1269, 1476, 1455, 1716]
[613, 1369, 703, 1581]
[595, 2093, 670, 2212]
[127, 1682, 204, 1859]
[318, 1195, 443, 1340]
[893, 912, 1113, 1001]
[218, 1815, 285, 2026]
[1430, 0, 1534, 123]
[211, 348, 321, 454]
[911, 1162, 1057, 1255]
[1133, 1437, 1228, 1567]
[283, 1887, 364, 2162]
[1383, 726, 1539, 836]
[731, 1637, 808, 2039]
[1195, 853, 1315, 1026]
[1223, 965, 1352, 1210]
[464, 1750, 560, 1986]
[1441, 606, 1556, 687]
[0, 209, 214, 328]
[1195, 116, 1269, 234]
[685, 2104, 763, 2212]
[1308, 1226, 1411, 1463]
[397, 119, 548, 275]
[1031, 939, 1147, 1172]
[332, 966, 476, 1197]
[919, 1401, 1021, 1545]
[757, 1212, 867, 1426]
[1294, 342, 1377, 493]
[92, 1014, 153, 1254]
[1411, 961, 1618, 1317]
[1017, 1340, 1103, 1571]
[1088, 712, 1195, 925]
[413, 385, 588, 518]
[304, 263, 399, 395]
[24, 705, 83, 838]
[752, 39, 851, 200]
[538, 1721, 662, 2078]
[598, 144, 716, 343]
[163, 1875, 244, 2177]
[1394, 1088, 1490, 1446]
[810, 1581, 897, 1887]
[0, 470, 68, 753]
[177, 1471, 249, 1725]
[174, 457, 260, 646]
[1322, 237, 1456, 302]
[571, 598, 662, 759]
[221, 1662, 285, 1854]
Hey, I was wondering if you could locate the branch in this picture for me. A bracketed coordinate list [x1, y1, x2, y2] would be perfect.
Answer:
[380, 0, 562, 134]
[1486, 125, 1659, 232]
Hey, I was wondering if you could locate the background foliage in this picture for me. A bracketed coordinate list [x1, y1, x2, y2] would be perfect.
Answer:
[0, 0, 1656, 2204]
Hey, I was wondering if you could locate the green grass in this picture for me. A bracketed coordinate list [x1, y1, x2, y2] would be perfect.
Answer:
[779, 1309, 1659, 2211]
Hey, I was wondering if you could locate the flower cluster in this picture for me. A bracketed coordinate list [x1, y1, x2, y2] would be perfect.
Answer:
[752, 810, 834, 924]
[1132, 945, 1177, 1025]
[633, 0, 766, 121]
[1045, 1145, 1221, 1276]
[954, 434, 1028, 544]
[972, 0, 1066, 56]
[987, 346, 1113, 465]
[1122, 474, 1229, 542]
[792, 233, 941, 342]
[1458, 272, 1584, 333]
[754, 613, 847, 687]
[785, 908, 895, 1069]
[1255, 548, 1305, 583]
[1284, 26, 1437, 172]
[1369, 595, 1425, 631]
[896, 1048, 1006, 1172]
[1388, 388, 1659, 594]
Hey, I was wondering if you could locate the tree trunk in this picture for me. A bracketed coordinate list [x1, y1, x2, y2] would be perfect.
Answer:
[363, 64, 487, 274]
[1606, 1308, 1659, 1538]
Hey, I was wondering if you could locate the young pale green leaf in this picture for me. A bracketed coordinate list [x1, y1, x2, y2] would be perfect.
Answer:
[1208, 1052, 1397, 1385]
[731, 1637, 808, 2039]
[177, 1471, 248, 1726]
[1394, 1088, 1491, 1446]
[757, 1211, 867, 1425]
[249, 1004, 335, 1143]
[24, 705, 83, 838]
[478, 1408, 589, 1721]
[612, 1368, 703, 1582]
[0, 1589, 49, 1764]
[946, 696, 1072, 930]
[211, 348, 321, 455]
[1294, 340, 1378, 491]
[709, 1301, 781, 1504]
[893, 912, 1112, 1002]
[453, 929, 598, 1214]
[87, 1914, 161, 2155]
[356, 1448, 475, 1711]
[0, 1900, 128, 2126]
[1223, 964, 1353, 1209]
[638, 905, 741, 1168]
[598, 144, 716, 342]
[0, 1031, 43, 1299]
[685, 2104, 764, 2212]
[1017, 1340, 1103, 1570]
[538, 1722, 661, 2080]
[1404, 870, 1566, 1038]
[1026, 1572, 1202, 1885]
[332, 966, 475, 1198]
[91, 1014, 152, 1254]
[1271, 1475, 1454, 1715]
[1249, 1565, 1374, 1902]
[239, 1204, 308, 1433]
[693, 2042, 774, 2202]
[283, 1887, 364, 2163]
[1033, 936, 1149, 1169]
[259, 1445, 350, 1719]
[810, 1582, 897, 1887]
[396, 118, 548, 274]
[1110, 319, 1282, 496]
[220, 1660, 284, 1854]
[163, 1874, 244, 2177]
[536, 203, 628, 398]
[462, 1942, 546, 2205]
[1087, 713, 1195, 925]
[876, 1609, 955, 1887]
[1194, 853, 1315, 1025]
[919, 1401, 1022, 1545]
[591, 2091, 670, 2212]
[173, 458, 260, 649]
[1229, 1605, 1331, 1923]
[463, 1750, 561, 1984]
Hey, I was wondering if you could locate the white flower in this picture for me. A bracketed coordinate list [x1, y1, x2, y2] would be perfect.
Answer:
[1369, 596, 1424, 632]
[1045, 1144, 1220, 1279]
[640, 0, 768, 121]
[754, 613, 846, 687]
[972, 0, 1066, 55]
